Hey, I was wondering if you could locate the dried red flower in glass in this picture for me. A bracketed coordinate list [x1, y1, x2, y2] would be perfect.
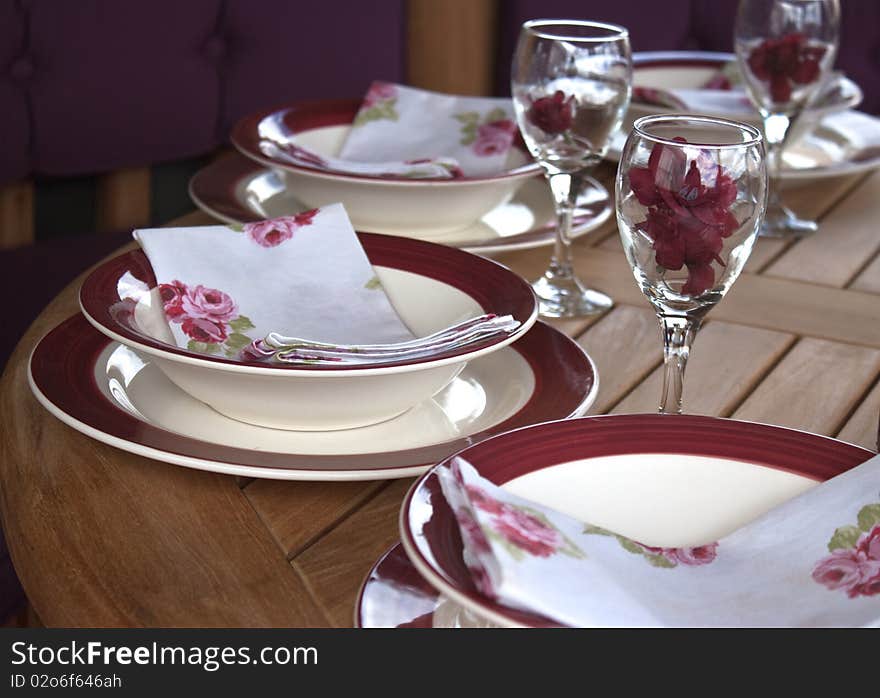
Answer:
[629, 138, 740, 296]
[527, 91, 574, 135]
[746, 32, 826, 103]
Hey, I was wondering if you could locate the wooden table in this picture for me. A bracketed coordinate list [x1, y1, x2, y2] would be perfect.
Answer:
[2, 165, 879, 627]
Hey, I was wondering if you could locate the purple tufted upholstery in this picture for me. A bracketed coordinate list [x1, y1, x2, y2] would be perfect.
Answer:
[0, 0, 406, 625]
[497, 0, 879, 114]
[0, 0, 405, 185]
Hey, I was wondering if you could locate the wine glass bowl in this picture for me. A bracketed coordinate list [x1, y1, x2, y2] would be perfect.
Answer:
[616, 115, 767, 413]
[511, 19, 632, 317]
[734, 0, 840, 238]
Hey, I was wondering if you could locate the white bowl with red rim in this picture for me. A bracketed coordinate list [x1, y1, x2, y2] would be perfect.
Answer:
[79, 233, 538, 431]
[625, 50, 862, 133]
[230, 99, 542, 236]
[399, 414, 872, 627]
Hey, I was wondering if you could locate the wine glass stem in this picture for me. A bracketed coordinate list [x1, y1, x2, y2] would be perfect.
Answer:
[547, 171, 578, 279]
[658, 314, 702, 415]
[763, 112, 791, 208]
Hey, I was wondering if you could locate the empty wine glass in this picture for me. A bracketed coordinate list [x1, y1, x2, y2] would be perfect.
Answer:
[734, 0, 839, 238]
[616, 115, 767, 414]
[511, 19, 632, 317]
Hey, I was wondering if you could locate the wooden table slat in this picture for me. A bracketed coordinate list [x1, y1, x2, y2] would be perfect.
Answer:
[765, 171, 880, 287]
[848, 250, 880, 294]
[836, 377, 880, 452]
[731, 338, 880, 435]
[610, 321, 796, 417]
[574, 306, 664, 414]
[245, 479, 385, 560]
[295, 479, 414, 628]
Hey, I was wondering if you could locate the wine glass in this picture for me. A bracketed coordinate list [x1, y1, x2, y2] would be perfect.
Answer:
[511, 19, 632, 317]
[616, 115, 767, 414]
[734, 0, 839, 238]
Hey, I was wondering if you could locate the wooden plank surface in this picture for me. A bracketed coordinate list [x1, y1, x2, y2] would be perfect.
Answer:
[611, 321, 795, 417]
[0, 180, 34, 249]
[406, 0, 498, 95]
[766, 171, 880, 286]
[295, 480, 414, 628]
[732, 338, 880, 435]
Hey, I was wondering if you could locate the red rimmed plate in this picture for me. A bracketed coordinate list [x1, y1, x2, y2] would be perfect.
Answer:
[79, 235, 537, 373]
[355, 543, 499, 628]
[187, 154, 612, 255]
[28, 315, 598, 481]
[399, 414, 873, 626]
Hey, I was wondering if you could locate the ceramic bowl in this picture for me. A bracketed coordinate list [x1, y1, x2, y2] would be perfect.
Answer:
[230, 99, 542, 236]
[79, 234, 538, 431]
[624, 50, 862, 135]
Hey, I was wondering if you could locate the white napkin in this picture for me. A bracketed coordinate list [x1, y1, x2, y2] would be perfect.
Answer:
[258, 116, 463, 180]
[439, 455, 880, 627]
[632, 86, 754, 116]
[338, 81, 519, 177]
[133, 205, 415, 359]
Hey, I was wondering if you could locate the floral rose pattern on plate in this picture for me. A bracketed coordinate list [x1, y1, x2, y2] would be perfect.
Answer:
[232, 210, 318, 248]
[746, 33, 826, 103]
[158, 280, 256, 358]
[465, 483, 584, 561]
[353, 81, 399, 126]
[584, 524, 718, 569]
[628, 139, 740, 296]
[453, 107, 517, 158]
[812, 502, 880, 598]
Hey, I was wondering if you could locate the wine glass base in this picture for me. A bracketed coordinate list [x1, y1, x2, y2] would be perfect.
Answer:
[759, 205, 818, 239]
[531, 274, 613, 318]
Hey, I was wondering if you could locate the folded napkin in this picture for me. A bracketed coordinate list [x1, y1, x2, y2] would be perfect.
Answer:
[633, 64, 848, 116]
[632, 86, 754, 116]
[337, 81, 519, 178]
[439, 454, 880, 627]
[258, 121, 464, 180]
[248, 314, 521, 365]
[134, 207, 519, 365]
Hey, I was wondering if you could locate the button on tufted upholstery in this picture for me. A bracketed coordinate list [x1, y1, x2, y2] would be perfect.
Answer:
[0, 0, 406, 186]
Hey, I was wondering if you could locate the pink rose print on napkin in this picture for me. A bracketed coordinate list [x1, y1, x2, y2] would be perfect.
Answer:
[813, 505, 880, 599]
[181, 316, 228, 344]
[464, 483, 584, 561]
[354, 82, 400, 126]
[584, 524, 718, 569]
[157, 280, 256, 358]
[454, 108, 516, 158]
[180, 285, 238, 324]
[472, 119, 517, 157]
[363, 81, 398, 109]
[628, 138, 740, 296]
[241, 210, 318, 248]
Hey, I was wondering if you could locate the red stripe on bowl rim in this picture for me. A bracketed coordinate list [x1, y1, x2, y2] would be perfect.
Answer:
[399, 414, 873, 628]
[29, 315, 596, 477]
[78, 233, 538, 373]
[230, 98, 542, 185]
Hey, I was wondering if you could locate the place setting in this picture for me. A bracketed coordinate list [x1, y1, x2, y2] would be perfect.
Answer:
[190, 85, 615, 255]
[22, 0, 880, 629]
